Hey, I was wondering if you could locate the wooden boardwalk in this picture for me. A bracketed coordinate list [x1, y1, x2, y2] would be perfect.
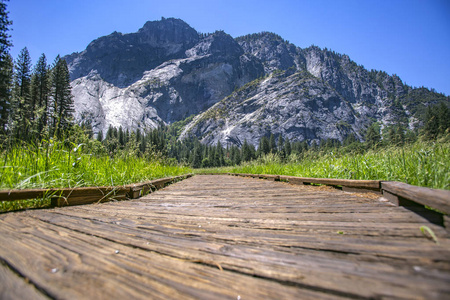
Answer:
[1, 175, 449, 299]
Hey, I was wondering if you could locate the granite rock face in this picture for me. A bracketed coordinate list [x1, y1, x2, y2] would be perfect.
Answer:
[67, 19, 264, 133]
[180, 33, 447, 146]
[66, 18, 200, 87]
[67, 19, 446, 144]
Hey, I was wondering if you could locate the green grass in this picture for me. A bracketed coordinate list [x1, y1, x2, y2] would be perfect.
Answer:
[2, 139, 448, 212]
[0, 140, 192, 212]
[193, 167, 233, 174]
[229, 140, 449, 190]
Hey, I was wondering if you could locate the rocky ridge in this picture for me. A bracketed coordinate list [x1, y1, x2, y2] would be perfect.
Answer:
[180, 32, 447, 145]
[66, 18, 448, 146]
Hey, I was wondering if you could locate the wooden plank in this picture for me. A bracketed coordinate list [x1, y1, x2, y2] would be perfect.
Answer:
[342, 186, 382, 194]
[0, 214, 346, 300]
[0, 261, 49, 300]
[382, 181, 450, 215]
[280, 175, 381, 189]
[0, 186, 125, 202]
[19, 210, 449, 299]
[44, 208, 450, 264]
[258, 174, 280, 181]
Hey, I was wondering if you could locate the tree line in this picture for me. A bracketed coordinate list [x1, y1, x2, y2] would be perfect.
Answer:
[0, 1, 74, 145]
[96, 101, 449, 168]
[0, 46, 74, 144]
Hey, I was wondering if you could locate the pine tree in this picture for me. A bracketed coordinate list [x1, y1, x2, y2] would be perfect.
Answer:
[260, 136, 270, 155]
[135, 128, 141, 143]
[191, 145, 202, 168]
[118, 126, 124, 147]
[85, 121, 94, 139]
[11, 47, 32, 140]
[424, 102, 450, 139]
[0, 53, 11, 134]
[139, 132, 146, 153]
[0, 0, 12, 134]
[0, 0, 11, 58]
[365, 123, 381, 148]
[105, 125, 114, 140]
[217, 141, 224, 166]
[284, 138, 291, 157]
[208, 146, 216, 166]
[30, 53, 50, 136]
[241, 140, 253, 162]
[96, 130, 103, 142]
[50, 56, 73, 138]
[231, 146, 241, 165]
[269, 133, 276, 153]
[436, 102, 450, 135]
[277, 134, 283, 152]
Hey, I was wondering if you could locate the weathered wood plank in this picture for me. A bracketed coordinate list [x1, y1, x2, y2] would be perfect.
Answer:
[21, 208, 449, 299]
[258, 174, 382, 189]
[0, 213, 345, 300]
[0, 261, 49, 300]
[382, 181, 450, 215]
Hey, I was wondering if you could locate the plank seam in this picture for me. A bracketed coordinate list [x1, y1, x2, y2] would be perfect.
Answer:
[0, 257, 55, 300]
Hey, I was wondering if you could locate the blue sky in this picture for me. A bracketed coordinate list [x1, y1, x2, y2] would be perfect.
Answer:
[7, 0, 450, 95]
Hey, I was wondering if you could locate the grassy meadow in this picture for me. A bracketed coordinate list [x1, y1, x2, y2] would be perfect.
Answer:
[199, 140, 450, 190]
[1, 137, 449, 213]
[0, 139, 192, 212]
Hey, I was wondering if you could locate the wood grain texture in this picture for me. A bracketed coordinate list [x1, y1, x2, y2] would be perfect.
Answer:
[382, 181, 450, 215]
[0, 261, 49, 300]
[0, 175, 449, 299]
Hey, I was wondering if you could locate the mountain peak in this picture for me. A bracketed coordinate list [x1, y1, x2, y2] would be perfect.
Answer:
[65, 18, 199, 87]
[138, 17, 199, 39]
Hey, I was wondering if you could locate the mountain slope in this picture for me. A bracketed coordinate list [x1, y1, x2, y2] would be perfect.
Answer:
[181, 34, 447, 145]
[67, 19, 264, 132]
[66, 18, 448, 144]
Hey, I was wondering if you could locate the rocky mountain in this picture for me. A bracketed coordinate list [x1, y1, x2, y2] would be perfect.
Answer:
[66, 18, 263, 132]
[66, 18, 448, 146]
[180, 33, 447, 145]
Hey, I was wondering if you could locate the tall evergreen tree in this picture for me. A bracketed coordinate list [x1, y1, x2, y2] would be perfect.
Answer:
[0, 0, 12, 134]
[0, 53, 11, 133]
[118, 126, 125, 146]
[365, 123, 381, 148]
[105, 125, 114, 140]
[30, 53, 50, 135]
[11, 47, 32, 140]
[284, 138, 291, 157]
[191, 144, 202, 168]
[50, 56, 73, 137]
[231, 146, 241, 165]
[139, 132, 146, 153]
[208, 146, 216, 166]
[260, 136, 270, 156]
[216, 140, 224, 166]
[96, 129, 103, 142]
[241, 140, 253, 162]
[269, 133, 276, 153]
